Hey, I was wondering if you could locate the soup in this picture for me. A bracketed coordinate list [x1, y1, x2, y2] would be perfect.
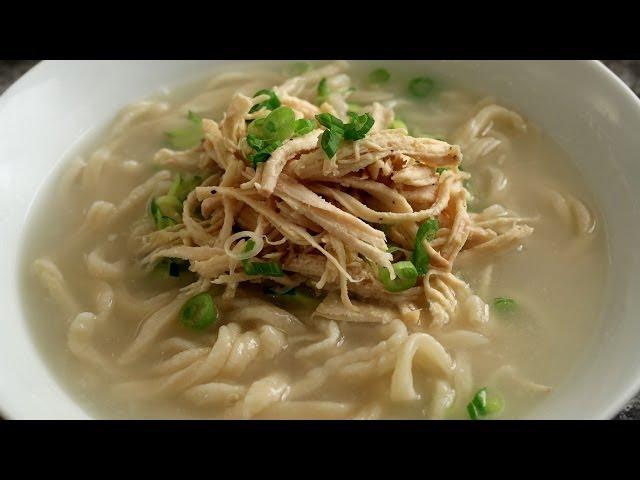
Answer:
[22, 61, 607, 419]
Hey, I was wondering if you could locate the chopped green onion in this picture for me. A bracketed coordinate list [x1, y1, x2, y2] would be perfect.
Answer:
[249, 89, 281, 114]
[250, 149, 277, 167]
[436, 167, 448, 174]
[166, 111, 204, 149]
[344, 112, 374, 141]
[246, 108, 294, 142]
[168, 173, 202, 202]
[247, 117, 267, 137]
[369, 68, 390, 84]
[315, 112, 375, 159]
[149, 173, 201, 230]
[467, 387, 505, 420]
[180, 292, 218, 330]
[241, 238, 257, 258]
[316, 113, 345, 159]
[378, 261, 418, 292]
[386, 244, 402, 254]
[316, 77, 329, 104]
[242, 260, 285, 277]
[154, 195, 182, 222]
[156, 216, 176, 229]
[320, 129, 343, 159]
[247, 134, 266, 152]
[408, 77, 435, 98]
[246, 136, 282, 167]
[285, 62, 310, 76]
[315, 112, 345, 132]
[389, 119, 408, 131]
[412, 218, 439, 275]
[294, 118, 315, 136]
[493, 297, 517, 314]
[250, 106, 296, 142]
[149, 198, 177, 229]
[154, 258, 189, 278]
[246, 107, 297, 167]
[241, 240, 284, 276]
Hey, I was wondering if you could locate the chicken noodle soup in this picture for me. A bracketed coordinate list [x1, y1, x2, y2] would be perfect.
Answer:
[22, 61, 607, 419]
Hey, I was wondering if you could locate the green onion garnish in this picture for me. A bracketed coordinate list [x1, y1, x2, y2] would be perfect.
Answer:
[149, 197, 177, 230]
[249, 89, 281, 114]
[243, 238, 256, 252]
[248, 106, 296, 142]
[156, 216, 176, 230]
[180, 292, 218, 330]
[168, 173, 202, 202]
[166, 111, 204, 150]
[412, 218, 439, 276]
[344, 112, 375, 141]
[467, 388, 505, 420]
[378, 261, 418, 292]
[246, 134, 282, 167]
[493, 297, 517, 314]
[436, 167, 448, 174]
[246, 106, 298, 167]
[315, 112, 374, 159]
[241, 239, 283, 276]
[408, 77, 435, 98]
[149, 174, 202, 230]
[154, 195, 182, 222]
[315, 112, 345, 131]
[242, 260, 284, 277]
[154, 258, 189, 278]
[294, 118, 315, 136]
[316, 113, 344, 160]
[368, 68, 391, 84]
[316, 78, 329, 104]
[246, 134, 266, 152]
[320, 129, 343, 160]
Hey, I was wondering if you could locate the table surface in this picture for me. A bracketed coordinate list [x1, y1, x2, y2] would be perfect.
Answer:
[1, 60, 638, 420]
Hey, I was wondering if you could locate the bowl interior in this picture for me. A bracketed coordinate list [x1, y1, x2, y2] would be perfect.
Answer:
[1, 60, 640, 419]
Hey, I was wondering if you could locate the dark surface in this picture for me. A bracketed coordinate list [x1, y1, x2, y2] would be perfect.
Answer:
[1, 60, 638, 420]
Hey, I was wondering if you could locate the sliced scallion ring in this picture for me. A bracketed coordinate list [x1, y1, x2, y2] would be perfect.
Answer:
[223, 231, 264, 261]
[180, 293, 218, 330]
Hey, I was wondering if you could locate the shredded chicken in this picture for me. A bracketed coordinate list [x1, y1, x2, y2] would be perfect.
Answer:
[144, 62, 533, 326]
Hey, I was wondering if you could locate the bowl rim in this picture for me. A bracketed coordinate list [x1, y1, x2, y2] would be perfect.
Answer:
[583, 60, 640, 420]
[2, 59, 640, 420]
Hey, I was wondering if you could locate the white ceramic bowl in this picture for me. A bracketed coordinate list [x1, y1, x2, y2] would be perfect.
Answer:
[1, 60, 640, 419]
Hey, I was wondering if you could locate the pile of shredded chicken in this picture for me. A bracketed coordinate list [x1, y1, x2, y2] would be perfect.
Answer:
[142, 62, 533, 326]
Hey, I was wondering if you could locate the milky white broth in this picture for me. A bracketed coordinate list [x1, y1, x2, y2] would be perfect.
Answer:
[20, 61, 607, 419]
